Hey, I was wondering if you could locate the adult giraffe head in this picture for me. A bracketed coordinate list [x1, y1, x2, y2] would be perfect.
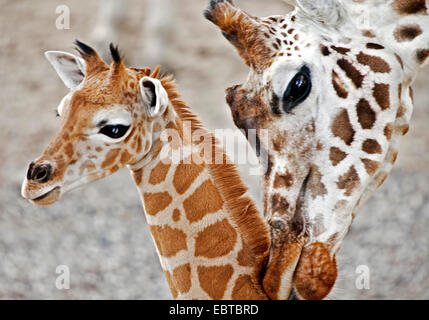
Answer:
[22, 41, 168, 205]
[205, 0, 429, 299]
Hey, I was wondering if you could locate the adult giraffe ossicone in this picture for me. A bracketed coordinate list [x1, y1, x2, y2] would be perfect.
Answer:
[20, 41, 303, 299]
[205, 0, 429, 299]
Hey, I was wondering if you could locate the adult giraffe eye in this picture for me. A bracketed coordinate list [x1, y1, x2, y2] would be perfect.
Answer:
[99, 125, 130, 139]
[282, 66, 312, 113]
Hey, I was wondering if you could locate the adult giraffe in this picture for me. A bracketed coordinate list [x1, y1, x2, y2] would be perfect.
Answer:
[21, 41, 303, 299]
[205, 0, 429, 299]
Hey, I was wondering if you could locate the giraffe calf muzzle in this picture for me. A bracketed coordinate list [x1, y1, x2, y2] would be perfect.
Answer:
[22, 161, 62, 206]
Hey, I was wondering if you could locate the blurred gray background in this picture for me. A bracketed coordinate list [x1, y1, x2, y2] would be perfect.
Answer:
[0, 0, 428, 299]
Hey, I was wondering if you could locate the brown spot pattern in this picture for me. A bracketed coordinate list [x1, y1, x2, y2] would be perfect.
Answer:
[337, 58, 364, 88]
[397, 105, 407, 117]
[332, 70, 348, 99]
[149, 161, 171, 185]
[271, 194, 289, 214]
[356, 99, 376, 129]
[397, 123, 410, 136]
[394, 24, 423, 42]
[416, 49, 429, 64]
[332, 109, 355, 145]
[150, 225, 187, 257]
[321, 45, 330, 56]
[173, 161, 204, 195]
[366, 43, 385, 50]
[132, 168, 143, 185]
[273, 173, 294, 189]
[308, 166, 327, 199]
[136, 136, 143, 154]
[384, 123, 394, 140]
[373, 83, 390, 110]
[330, 147, 347, 166]
[64, 143, 74, 158]
[101, 149, 120, 169]
[120, 150, 133, 165]
[198, 265, 233, 300]
[392, 0, 427, 15]
[172, 208, 181, 222]
[337, 166, 360, 196]
[237, 241, 254, 267]
[164, 270, 178, 298]
[331, 46, 350, 54]
[387, 149, 399, 164]
[173, 264, 192, 295]
[362, 158, 380, 175]
[183, 180, 224, 223]
[377, 172, 389, 188]
[357, 52, 391, 73]
[144, 192, 173, 216]
[363, 30, 376, 38]
[362, 139, 382, 154]
[194, 219, 238, 258]
[272, 133, 286, 152]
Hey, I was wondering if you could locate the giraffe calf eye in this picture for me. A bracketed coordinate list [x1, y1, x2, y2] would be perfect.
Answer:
[99, 124, 130, 139]
[282, 66, 312, 113]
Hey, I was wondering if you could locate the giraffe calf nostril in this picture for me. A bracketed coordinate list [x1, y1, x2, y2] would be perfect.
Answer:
[29, 163, 53, 183]
[26, 162, 35, 180]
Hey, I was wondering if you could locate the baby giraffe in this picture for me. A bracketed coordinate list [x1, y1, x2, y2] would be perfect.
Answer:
[21, 41, 294, 299]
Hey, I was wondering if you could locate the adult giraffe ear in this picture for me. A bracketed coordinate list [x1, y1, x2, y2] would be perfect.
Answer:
[284, 0, 345, 27]
[44, 51, 86, 89]
[139, 77, 169, 117]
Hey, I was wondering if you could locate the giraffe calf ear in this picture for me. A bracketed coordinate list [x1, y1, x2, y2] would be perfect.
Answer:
[45, 51, 86, 89]
[139, 77, 169, 117]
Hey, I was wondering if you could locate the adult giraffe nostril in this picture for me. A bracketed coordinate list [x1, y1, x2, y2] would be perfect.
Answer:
[28, 163, 53, 183]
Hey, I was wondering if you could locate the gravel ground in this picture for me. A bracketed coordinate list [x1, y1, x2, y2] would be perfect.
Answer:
[0, 0, 428, 299]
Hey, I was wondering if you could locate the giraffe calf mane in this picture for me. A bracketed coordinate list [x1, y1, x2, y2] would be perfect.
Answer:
[158, 73, 272, 283]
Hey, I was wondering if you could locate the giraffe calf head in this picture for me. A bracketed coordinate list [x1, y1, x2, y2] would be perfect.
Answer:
[22, 41, 169, 205]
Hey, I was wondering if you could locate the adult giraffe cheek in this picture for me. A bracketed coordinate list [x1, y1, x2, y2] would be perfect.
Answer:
[293, 242, 338, 300]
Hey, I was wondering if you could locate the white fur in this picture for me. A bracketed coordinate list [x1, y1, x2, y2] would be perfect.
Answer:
[285, 0, 345, 27]
[45, 51, 86, 89]
[139, 77, 169, 117]
[91, 106, 133, 143]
